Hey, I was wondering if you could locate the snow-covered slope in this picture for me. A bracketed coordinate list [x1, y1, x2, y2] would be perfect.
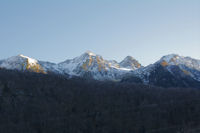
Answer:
[0, 51, 141, 80]
[0, 55, 46, 73]
[159, 54, 200, 71]
[119, 56, 141, 70]
[159, 54, 200, 81]
[58, 51, 135, 80]
[1, 53, 199, 85]
[39, 61, 61, 74]
[132, 54, 200, 84]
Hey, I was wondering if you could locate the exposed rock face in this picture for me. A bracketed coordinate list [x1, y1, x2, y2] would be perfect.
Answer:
[1, 52, 200, 88]
[0, 55, 46, 74]
[120, 56, 141, 70]
[57, 51, 134, 80]
[122, 54, 200, 88]
[0, 51, 142, 80]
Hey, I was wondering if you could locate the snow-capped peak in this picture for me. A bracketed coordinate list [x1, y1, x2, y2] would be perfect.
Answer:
[57, 51, 135, 80]
[85, 51, 96, 56]
[18, 54, 25, 57]
[124, 56, 135, 60]
[0, 52, 200, 83]
[78, 51, 98, 60]
[120, 56, 141, 70]
[158, 54, 200, 71]
[160, 54, 180, 63]
[132, 54, 200, 85]
[0, 55, 45, 73]
[18, 54, 38, 65]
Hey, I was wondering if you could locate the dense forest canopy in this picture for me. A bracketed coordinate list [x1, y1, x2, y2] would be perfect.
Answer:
[0, 69, 200, 133]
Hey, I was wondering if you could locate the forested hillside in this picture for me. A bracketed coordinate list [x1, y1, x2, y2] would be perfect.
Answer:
[0, 69, 200, 133]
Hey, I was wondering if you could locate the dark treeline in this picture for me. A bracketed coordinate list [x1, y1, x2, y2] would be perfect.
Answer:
[0, 69, 200, 133]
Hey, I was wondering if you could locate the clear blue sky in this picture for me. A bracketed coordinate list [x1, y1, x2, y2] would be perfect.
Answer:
[0, 0, 199, 66]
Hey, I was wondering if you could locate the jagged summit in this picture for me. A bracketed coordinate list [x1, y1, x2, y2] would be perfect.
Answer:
[124, 56, 135, 60]
[158, 54, 200, 71]
[77, 51, 100, 61]
[130, 54, 200, 86]
[17, 54, 38, 65]
[58, 51, 133, 80]
[84, 51, 96, 56]
[0, 55, 45, 73]
[120, 56, 141, 70]
[18, 54, 25, 57]
[1, 52, 200, 85]
[160, 54, 180, 61]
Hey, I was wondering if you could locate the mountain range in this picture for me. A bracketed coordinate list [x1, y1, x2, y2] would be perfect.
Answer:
[0, 51, 200, 88]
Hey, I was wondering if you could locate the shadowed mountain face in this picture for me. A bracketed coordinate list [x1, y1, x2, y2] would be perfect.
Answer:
[122, 64, 200, 88]
[0, 52, 200, 88]
[122, 54, 200, 88]
[148, 65, 200, 88]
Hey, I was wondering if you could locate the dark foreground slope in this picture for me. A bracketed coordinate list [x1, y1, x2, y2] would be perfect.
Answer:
[0, 69, 200, 133]
[122, 64, 200, 89]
